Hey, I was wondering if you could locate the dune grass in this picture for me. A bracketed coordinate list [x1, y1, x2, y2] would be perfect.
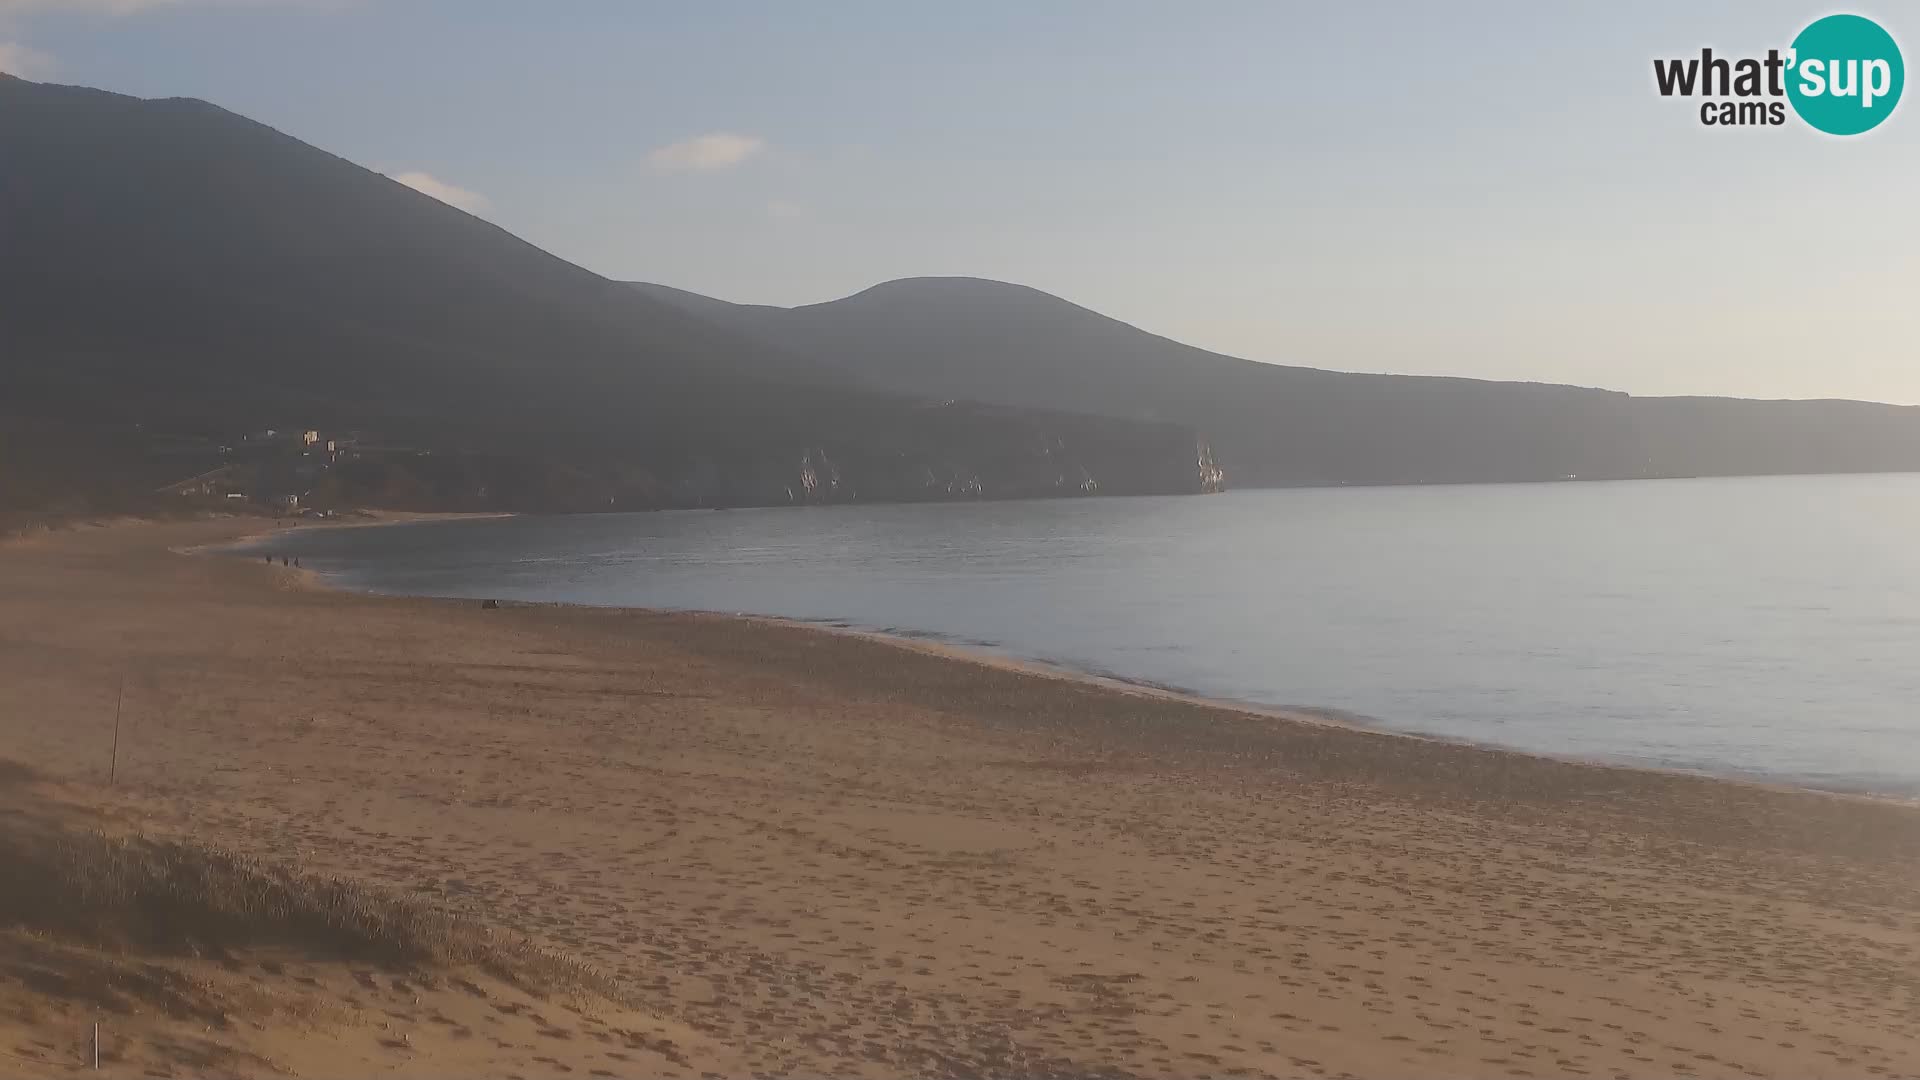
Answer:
[0, 823, 613, 1001]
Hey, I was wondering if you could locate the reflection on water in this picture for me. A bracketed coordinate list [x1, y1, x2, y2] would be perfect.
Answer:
[262, 474, 1920, 795]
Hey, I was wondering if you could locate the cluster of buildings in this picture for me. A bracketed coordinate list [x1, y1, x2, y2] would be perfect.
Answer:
[154, 426, 359, 513]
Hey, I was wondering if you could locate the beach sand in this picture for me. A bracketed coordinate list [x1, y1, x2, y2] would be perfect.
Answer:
[2, 517, 1916, 1078]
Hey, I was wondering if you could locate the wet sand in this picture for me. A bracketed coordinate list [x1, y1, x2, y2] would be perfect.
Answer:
[2, 516, 1917, 1078]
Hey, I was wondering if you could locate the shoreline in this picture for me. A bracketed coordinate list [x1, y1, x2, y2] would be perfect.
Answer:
[173, 506, 518, 552]
[5, 514, 1918, 1078]
[711, 609, 1918, 806]
[207, 512, 1917, 807]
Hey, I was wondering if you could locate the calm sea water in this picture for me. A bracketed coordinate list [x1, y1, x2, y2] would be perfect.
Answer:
[259, 475, 1920, 796]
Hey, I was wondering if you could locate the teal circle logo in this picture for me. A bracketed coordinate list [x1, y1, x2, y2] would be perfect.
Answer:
[1787, 14, 1904, 135]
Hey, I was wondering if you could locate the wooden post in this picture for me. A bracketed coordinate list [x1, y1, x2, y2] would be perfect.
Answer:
[92, 1021, 99, 1069]
[108, 679, 124, 787]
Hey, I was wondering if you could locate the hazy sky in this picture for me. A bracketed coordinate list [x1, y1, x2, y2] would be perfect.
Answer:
[4, 1, 1916, 402]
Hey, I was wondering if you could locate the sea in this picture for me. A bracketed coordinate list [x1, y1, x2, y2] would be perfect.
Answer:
[253, 473, 1920, 796]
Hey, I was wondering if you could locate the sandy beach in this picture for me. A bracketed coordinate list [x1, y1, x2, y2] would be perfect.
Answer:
[2, 516, 1917, 1079]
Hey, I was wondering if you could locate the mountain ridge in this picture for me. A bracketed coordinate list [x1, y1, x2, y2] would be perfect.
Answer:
[643, 274, 1912, 402]
[7, 69, 1918, 509]
[631, 276, 1920, 487]
[0, 76, 1224, 511]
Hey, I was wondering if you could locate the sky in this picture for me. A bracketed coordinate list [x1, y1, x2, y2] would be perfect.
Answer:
[3, 1, 1916, 403]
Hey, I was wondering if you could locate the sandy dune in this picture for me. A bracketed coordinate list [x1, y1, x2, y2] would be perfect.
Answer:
[2, 517, 1916, 1078]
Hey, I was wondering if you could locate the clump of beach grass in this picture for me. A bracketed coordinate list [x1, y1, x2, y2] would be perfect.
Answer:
[0, 824, 613, 1001]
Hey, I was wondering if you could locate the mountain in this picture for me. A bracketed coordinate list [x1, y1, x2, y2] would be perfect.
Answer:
[632, 277, 1920, 487]
[0, 77, 1220, 511]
